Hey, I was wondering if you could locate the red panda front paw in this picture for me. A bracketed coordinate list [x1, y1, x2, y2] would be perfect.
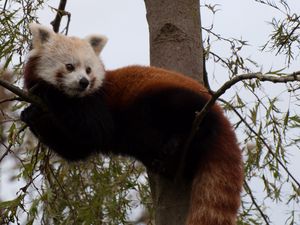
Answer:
[20, 105, 54, 138]
[21, 105, 45, 124]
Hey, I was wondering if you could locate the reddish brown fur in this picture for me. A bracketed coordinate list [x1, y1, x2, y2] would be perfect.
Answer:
[103, 66, 243, 225]
[104, 66, 210, 108]
[24, 56, 41, 89]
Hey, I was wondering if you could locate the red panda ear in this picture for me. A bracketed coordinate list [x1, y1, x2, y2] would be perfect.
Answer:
[29, 23, 55, 49]
[85, 35, 108, 56]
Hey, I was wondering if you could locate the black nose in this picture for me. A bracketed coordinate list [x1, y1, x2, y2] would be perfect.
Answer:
[79, 77, 89, 90]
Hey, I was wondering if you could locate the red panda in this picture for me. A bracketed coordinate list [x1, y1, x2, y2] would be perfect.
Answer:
[21, 23, 243, 225]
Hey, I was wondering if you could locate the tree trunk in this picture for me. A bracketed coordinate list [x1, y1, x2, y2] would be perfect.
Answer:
[144, 0, 204, 83]
[144, 0, 204, 224]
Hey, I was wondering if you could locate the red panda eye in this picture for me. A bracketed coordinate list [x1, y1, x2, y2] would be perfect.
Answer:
[65, 64, 75, 72]
[86, 67, 92, 74]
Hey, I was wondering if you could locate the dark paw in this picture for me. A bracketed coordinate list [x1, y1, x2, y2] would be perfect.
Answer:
[21, 105, 44, 124]
[20, 107, 30, 124]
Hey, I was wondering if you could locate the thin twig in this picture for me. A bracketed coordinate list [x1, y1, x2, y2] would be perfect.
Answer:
[277, 15, 300, 54]
[244, 180, 271, 225]
[62, 12, 71, 35]
[0, 123, 28, 162]
[209, 51, 233, 74]
[2, 0, 8, 13]
[0, 142, 13, 162]
[202, 56, 212, 92]
[0, 97, 22, 104]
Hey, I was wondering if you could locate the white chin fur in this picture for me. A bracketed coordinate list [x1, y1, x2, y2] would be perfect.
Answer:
[63, 80, 103, 97]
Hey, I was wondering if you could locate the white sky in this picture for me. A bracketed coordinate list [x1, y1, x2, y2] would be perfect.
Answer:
[1, 0, 300, 224]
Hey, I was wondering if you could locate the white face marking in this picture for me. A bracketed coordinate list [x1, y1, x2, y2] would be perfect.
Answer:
[28, 24, 107, 97]
[35, 38, 105, 97]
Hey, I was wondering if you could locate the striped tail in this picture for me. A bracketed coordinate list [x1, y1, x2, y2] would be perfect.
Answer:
[186, 120, 243, 225]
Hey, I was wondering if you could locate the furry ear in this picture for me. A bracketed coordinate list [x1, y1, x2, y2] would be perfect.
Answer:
[85, 35, 108, 56]
[29, 23, 55, 49]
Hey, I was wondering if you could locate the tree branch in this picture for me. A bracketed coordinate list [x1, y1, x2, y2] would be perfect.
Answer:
[176, 70, 300, 179]
[193, 70, 300, 140]
[0, 77, 46, 110]
[50, 0, 68, 33]
[244, 180, 271, 225]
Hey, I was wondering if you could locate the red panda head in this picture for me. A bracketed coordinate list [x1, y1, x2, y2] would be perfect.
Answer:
[25, 23, 108, 97]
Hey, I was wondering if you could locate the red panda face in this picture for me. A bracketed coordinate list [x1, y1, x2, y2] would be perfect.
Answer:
[26, 23, 108, 97]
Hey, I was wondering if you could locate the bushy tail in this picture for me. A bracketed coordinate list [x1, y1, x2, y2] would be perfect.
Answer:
[186, 121, 243, 225]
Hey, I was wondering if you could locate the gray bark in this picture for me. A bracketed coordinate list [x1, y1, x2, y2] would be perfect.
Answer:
[144, 0, 204, 224]
[144, 0, 204, 82]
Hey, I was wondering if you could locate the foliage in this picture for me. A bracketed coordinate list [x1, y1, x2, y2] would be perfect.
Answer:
[0, 0, 44, 71]
[0, 0, 300, 225]
[1, 149, 148, 224]
[257, 0, 300, 64]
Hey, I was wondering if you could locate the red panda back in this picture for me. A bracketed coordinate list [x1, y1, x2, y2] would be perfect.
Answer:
[104, 66, 209, 108]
